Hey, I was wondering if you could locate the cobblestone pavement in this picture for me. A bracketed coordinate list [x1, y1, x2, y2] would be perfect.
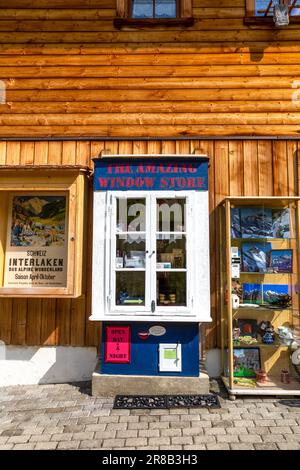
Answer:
[0, 380, 300, 450]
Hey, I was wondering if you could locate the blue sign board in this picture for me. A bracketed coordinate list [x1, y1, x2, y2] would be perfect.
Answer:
[94, 157, 208, 191]
[101, 322, 199, 377]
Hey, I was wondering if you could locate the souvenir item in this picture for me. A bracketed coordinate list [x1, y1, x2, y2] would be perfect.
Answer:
[243, 283, 263, 304]
[269, 249, 293, 273]
[242, 242, 271, 273]
[280, 369, 290, 384]
[231, 347, 261, 378]
[256, 369, 267, 384]
[263, 284, 290, 307]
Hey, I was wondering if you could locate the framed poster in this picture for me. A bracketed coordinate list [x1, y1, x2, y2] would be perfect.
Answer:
[3, 193, 68, 289]
[105, 326, 131, 363]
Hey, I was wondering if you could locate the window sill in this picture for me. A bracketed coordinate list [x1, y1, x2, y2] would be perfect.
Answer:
[244, 16, 300, 25]
[114, 17, 194, 29]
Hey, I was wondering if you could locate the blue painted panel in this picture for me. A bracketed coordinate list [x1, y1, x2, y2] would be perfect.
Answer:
[101, 322, 199, 377]
[93, 157, 208, 191]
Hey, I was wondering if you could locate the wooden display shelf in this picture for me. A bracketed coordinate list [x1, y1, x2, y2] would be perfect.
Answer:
[222, 376, 300, 397]
[220, 197, 300, 397]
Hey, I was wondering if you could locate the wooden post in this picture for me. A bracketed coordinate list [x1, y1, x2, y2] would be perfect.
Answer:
[225, 199, 234, 390]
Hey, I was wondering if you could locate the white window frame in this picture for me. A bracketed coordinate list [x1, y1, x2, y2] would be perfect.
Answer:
[91, 189, 211, 323]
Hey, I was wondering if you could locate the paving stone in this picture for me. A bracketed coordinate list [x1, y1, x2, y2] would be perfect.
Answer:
[269, 426, 293, 434]
[0, 444, 14, 450]
[205, 427, 227, 435]
[193, 435, 216, 444]
[217, 435, 239, 443]
[79, 439, 103, 449]
[148, 437, 170, 446]
[160, 445, 183, 450]
[254, 443, 278, 450]
[63, 424, 85, 433]
[29, 434, 52, 443]
[171, 436, 193, 445]
[103, 438, 125, 447]
[129, 422, 149, 430]
[35, 442, 58, 450]
[84, 424, 106, 432]
[206, 443, 230, 450]
[13, 444, 36, 450]
[119, 416, 139, 423]
[57, 440, 81, 450]
[116, 430, 137, 439]
[94, 431, 116, 439]
[262, 434, 286, 443]
[291, 426, 300, 434]
[239, 435, 263, 443]
[106, 423, 127, 432]
[183, 445, 206, 450]
[149, 422, 169, 430]
[139, 429, 160, 438]
[50, 433, 74, 442]
[70, 432, 95, 441]
[277, 442, 300, 450]
[160, 428, 182, 437]
[230, 443, 255, 450]
[7, 435, 29, 444]
[125, 437, 148, 447]
[182, 427, 204, 436]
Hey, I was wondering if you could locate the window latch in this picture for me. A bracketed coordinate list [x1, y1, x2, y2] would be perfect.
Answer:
[151, 300, 155, 313]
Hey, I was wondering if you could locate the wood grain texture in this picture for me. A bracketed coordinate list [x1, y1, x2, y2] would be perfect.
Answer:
[0, 139, 299, 349]
[0, 2, 300, 137]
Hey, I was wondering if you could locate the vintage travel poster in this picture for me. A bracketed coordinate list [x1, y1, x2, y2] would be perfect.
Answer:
[4, 194, 68, 288]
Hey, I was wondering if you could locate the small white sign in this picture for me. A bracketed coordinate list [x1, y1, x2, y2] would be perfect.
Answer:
[149, 326, 166, 337]
[159, 343, 182, 372]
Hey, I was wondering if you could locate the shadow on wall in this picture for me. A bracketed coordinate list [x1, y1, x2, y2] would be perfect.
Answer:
[0, 345, 97, 386]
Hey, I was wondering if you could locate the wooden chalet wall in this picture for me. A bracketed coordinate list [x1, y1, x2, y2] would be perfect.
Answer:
[0, 0, 299, 137]
[0, 139, 299, 350]
[0, 1, 300, 350]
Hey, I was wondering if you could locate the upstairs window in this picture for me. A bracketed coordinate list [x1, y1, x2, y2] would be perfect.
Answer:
[132, 0, 177, 19]
[114, 0, 193, 28]
[245, 0, 300, 23]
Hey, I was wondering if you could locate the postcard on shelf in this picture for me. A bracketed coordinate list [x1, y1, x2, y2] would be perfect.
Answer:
[242, 242, 271, 273]
[225, 347, 261, 378]
[270, 249, 293, 273]
[263, 284, 289, 305]
[237, 319, 258, 338]
[272, 208, 290, 238]
[231, 208, 242, 238]
[240, 207, 273, 239]
[242, 283, 263, 304]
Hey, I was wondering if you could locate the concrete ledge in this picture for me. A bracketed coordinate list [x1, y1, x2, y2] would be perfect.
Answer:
[92, 371, 210, 396]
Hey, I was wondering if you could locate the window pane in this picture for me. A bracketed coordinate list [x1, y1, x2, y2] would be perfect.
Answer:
[117, 198, 146, 232]
[156, 234, 186, 269]
[116, 272, 145, 305]
[157, 272, 186, 306]
[156, 198, 186, 232]
[132, 0, 153, 18]
[116, 234, 146, 269]
[155, 0, 177, 18]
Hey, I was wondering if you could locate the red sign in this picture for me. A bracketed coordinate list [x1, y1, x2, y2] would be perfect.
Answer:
[104, 326, 131, 363]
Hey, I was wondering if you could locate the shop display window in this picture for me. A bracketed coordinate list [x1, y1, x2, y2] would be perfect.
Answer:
[92, 188, 211, 322]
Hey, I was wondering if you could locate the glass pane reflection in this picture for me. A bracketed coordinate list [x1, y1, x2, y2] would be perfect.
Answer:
[155, 0, 176, 18]
[157, 272, 186, 306]
[117, 198, 146, 232]
[156, 198, 186, 232]
[156, 234, 186, 269]
[116, 234, 146, 269]
[132, 0, 153, 18]
[116, 272, 145, 305]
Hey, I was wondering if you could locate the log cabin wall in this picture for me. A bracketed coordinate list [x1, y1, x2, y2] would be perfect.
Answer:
[0, 139, 299, 350]
[0, 0, 300, 137]
[0, 1, 300, 351]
